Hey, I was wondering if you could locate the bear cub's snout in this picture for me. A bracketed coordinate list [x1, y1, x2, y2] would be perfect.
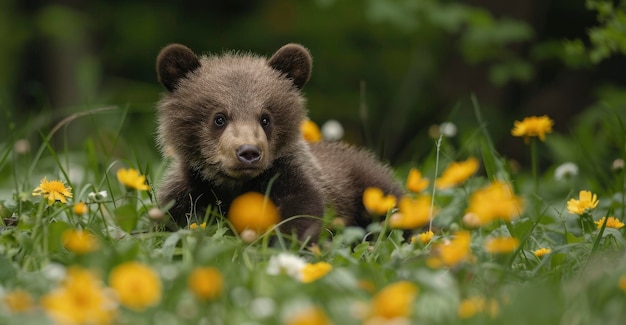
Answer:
[237, 145, 261, 164]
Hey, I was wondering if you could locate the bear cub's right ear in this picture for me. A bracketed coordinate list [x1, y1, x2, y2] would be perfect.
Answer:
[156, 44, 201, 92]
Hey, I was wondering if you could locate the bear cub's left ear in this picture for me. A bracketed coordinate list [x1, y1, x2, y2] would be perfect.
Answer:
[156, 44, 201, 92]
[268, 44, 312, 89]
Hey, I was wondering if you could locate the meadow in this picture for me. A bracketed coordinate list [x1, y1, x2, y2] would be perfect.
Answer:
[1, 97, 626, 325]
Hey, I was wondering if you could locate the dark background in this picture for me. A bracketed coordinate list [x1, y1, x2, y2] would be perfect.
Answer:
[1, 0, 625, 168]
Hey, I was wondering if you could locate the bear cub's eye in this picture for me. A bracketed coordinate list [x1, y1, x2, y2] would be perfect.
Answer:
[214, 114, 226, 127]
[260, 115, 270, 128]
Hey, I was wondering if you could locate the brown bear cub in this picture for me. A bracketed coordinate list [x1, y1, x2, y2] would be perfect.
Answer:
[155, 43, 403, 242]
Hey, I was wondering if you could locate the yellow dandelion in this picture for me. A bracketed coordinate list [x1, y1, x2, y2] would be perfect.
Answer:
[458, 296, 499, 319]
[2, 289, 34, 313]
[41, 267, 116, 325]
[300, 262, 333, 283]
[595, 216, 625, 229]
[32, 177, 73, 205]
[427, 231, 473, 268]
[435, 157, 479, 190]
[307, 244, 322, 256]
[533, 247, 552, 257]
[357, 280, 376, 293]
[189, 222, 207, 230]
[62, 229, 100, 254]
[619, 275, 626, 294]
[406, 168, 429, 193]
[484, 237, 519, 254]
[228, 192, 280, 234]
[466, 181, 523, 226]
[73, 201, 89, 215]
[301, 119, 322, 143]
[187, 267, 224, 301]
[285, 306, 332, 325]
[567, 190, 599, 215]
[391, 195, 434, 229]
[511, 115, 554, 143]
[109, 262, 161, 311]
[116, 168, 150, 191]
[369, 281, 419, 320]
[362, 187, 397, 216]
[411, 230, 435, 244]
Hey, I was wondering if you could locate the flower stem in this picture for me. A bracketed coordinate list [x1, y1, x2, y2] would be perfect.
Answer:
[531, 138, 538, 195]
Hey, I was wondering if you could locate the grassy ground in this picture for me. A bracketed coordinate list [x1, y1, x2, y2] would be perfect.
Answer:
[0, 99, 625, 325]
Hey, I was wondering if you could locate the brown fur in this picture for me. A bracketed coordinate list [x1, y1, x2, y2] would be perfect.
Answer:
[155, 43, 403, 242]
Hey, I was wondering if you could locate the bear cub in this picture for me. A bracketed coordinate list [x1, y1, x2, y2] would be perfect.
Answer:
[156, 43, 403, 241]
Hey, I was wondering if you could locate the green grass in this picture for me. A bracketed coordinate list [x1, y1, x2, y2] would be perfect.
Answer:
[1, 100, 626, 325]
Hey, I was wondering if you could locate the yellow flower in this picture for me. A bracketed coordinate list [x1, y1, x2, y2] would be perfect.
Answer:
[391, 195, 434, 229]
[187, 267, 224, 301]
[32, 177, 73, 205]
[300, 262, 333, 283]
[41, 267, 116, 325]
[406, 168, 429, 193]
[62, 229, 100, 254]
[307, 244, 322, 256]
[484, 237, 519, 254]
[228, 192, 280, 234]
[190, 222, 207, 230]
[2, 289, 34, 313]
[285, 306, 332, 325]
[567, 190, 599, 215]
[619, 275, 626, 294]
[427, 231, 473, 268]
[369, 281, 419, 320]
[595, 216, 625, 229]
[435, 157, 479, 189]
[73, 201, 88, 215]
[362, 187, 397, 216]
[116, 168, 150, 191]
[109, 262, 161, 311]
[466, 181, 523, 226]
[511, 115, 554, 143]
[533, 247, 551, 257]
[301, 119, 322, 143]
[458, 296, 499, 319]
[357, 280, 376, 293]
[411, 230, 435, 245]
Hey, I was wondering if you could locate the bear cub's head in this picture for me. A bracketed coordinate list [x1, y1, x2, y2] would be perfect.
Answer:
[156, 44, 313, 186]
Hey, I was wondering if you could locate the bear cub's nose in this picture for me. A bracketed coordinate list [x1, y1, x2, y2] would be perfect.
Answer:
[237, 145, 261, 164]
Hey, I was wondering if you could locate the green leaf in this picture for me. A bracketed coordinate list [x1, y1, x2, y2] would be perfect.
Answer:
[550, 253, 568, 268]
[47, 221, 71, 254]
[513, 219, 534, 238]
[0, 255, 16, 284]
[114, 203, 138, 233]
[566, 232, 585, 244]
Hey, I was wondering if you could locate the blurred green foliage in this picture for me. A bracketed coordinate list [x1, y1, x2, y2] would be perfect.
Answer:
[0, 0, 625, 168]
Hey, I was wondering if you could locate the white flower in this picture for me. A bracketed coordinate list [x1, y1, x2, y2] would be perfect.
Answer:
[148, 207, 164, 220]
[266, 253, 306, 278]
[87, 190, 108, 201]
[439, 122, 457, 138]
[462, 212, 481, 228]
[554, 162, 578, 181]
[42, 263, 67, 282]
[250, 297, 276, 319]
[13, 139, 31, 155]
[612, 159, 625, 171]
[321, 119, 344, 141]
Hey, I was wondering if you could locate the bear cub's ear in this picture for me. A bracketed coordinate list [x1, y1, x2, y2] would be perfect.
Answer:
[156, 44, 201, 92]
[268, 44, 312, 89]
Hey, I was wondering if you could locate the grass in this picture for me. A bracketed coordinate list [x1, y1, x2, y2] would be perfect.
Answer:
[0, 99, 626, 325]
